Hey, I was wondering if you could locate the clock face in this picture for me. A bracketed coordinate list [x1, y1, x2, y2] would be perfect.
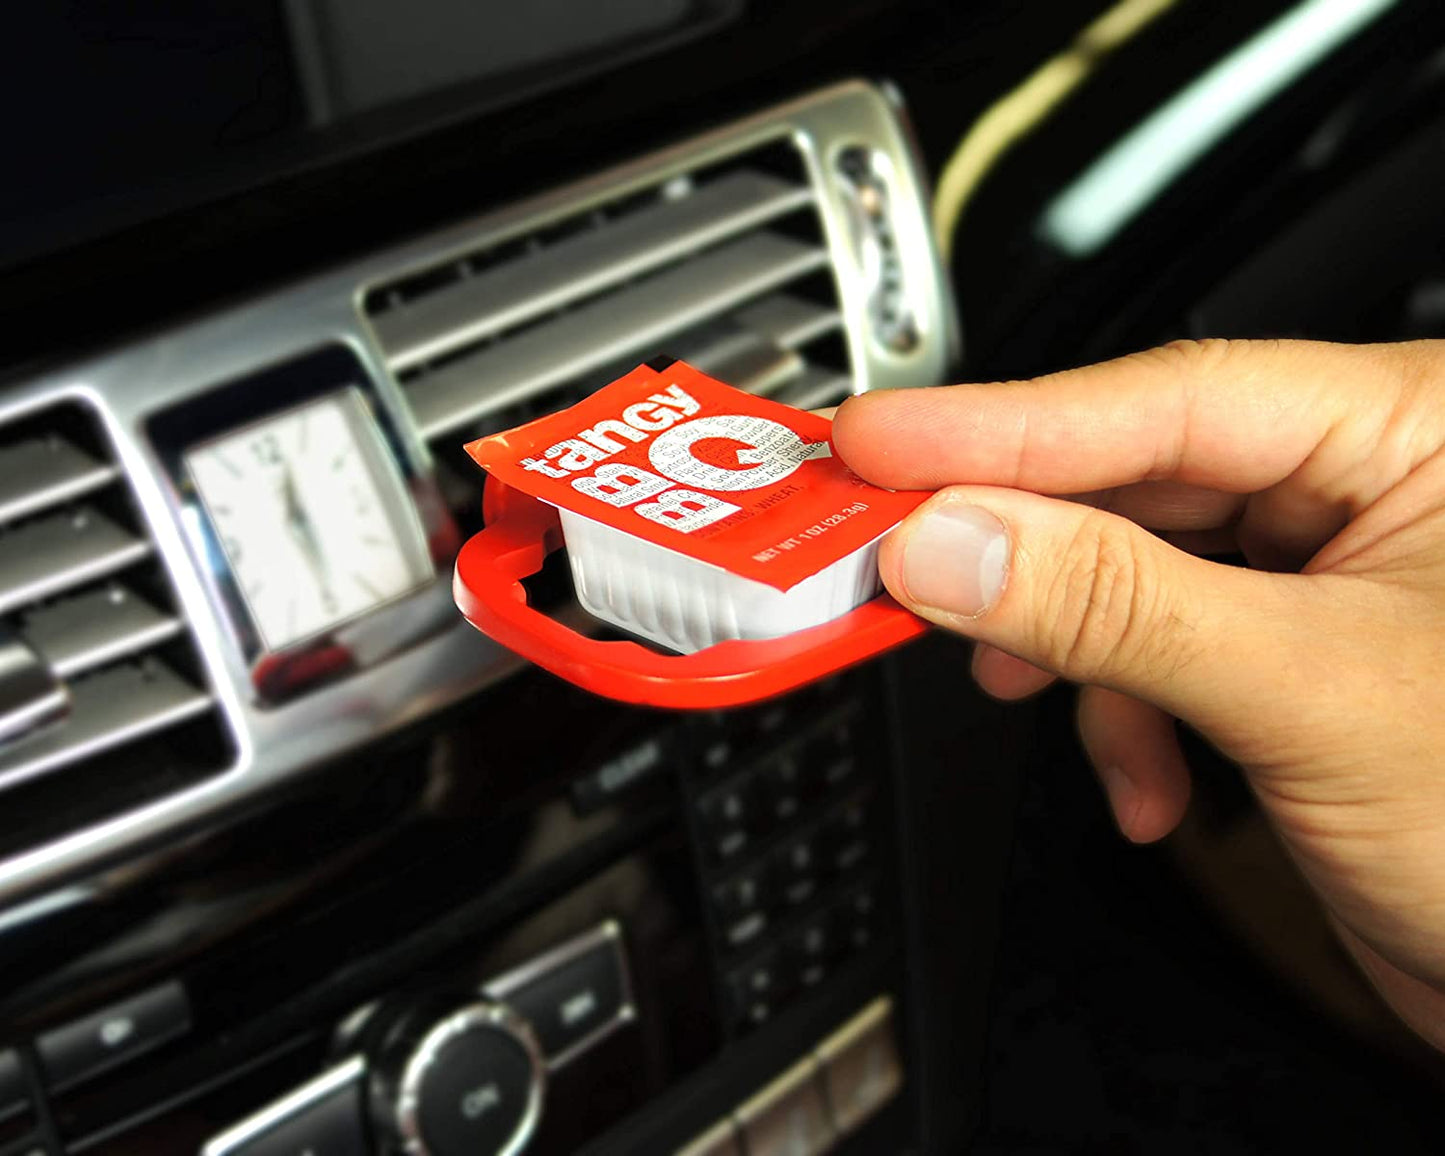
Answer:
[184, 389, 432, 652]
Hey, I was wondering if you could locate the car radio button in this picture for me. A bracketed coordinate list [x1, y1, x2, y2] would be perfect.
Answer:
[37, 979, 190, 1092]
[735, 1057, 833, 1156]
[823, 794, 873, 877]
[835, 880, 880, 954]
[785, 913, 838, 991]
[727, 951, 787, 1032]
[815, 998, 903, 1135]
[712, 865, 771, 952]
[696, 778, 755, 865]
[202, 1058, 369, 1156]
[712, 864, 767, 922]
[571, 731, 673, 815]
[759, 752, 808, 825]
[695, 718, 734, 774]
[488, 924, 633, 1068]
[813, 709, 863, 788]
[774, 832, 821, 908]
[392, 1003, 544, 1156]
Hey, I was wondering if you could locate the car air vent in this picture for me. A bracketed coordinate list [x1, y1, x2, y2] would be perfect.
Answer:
[0, 401, 232, 861]
[363, 138, 854, 535]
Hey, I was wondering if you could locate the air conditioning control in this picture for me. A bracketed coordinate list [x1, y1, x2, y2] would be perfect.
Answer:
[371, 1000, 545, 1156]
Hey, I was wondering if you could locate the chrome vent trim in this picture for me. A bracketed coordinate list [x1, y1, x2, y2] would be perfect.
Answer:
[371, 169, 816, 375]
[360, 125, 910, 534]
[0, 400, 231, 843]
[365, 146, 849, 435]
[404, 229, 834, 439]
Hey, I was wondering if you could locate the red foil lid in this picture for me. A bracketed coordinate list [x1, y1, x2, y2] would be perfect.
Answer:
[464, 360, 929, 592]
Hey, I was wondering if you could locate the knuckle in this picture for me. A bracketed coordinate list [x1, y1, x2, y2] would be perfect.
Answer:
[1386, 340, 1445, 409]
[1037, 514, 1186, 682]
[1135, 336, 1240, 379]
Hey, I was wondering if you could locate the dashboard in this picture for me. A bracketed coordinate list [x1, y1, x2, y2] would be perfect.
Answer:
[8, 2, 1445, 1153]
[0, 79, 964, 1155]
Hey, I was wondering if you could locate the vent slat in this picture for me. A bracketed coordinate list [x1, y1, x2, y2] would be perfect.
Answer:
[408, 232, 830, 438]
[683, 330, 805, 397]
[0, 662, 212, 793]
[733, 294, 844, 350]
[21, 585, 184, 679]
[0, 508, 151, 617]
[374, 171, 813, 373]
[0, 400, 230, 867]
[769, 366, 855, 411]
[0, 437, 119, 527]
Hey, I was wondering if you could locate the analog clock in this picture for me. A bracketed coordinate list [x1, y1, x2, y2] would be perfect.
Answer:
[184, 388, 433, 652]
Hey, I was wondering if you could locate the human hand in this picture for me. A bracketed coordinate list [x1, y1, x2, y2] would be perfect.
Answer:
[832, 338, 1445, 1048]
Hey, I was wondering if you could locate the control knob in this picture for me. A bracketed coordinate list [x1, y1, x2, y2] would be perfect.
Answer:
[368, 997, 545, 1156]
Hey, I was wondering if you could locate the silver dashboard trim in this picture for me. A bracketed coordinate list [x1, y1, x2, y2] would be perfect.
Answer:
[201, 1054, 367, 1156]
[484, 919, 637, 1072]
[0, 80, 958, 909]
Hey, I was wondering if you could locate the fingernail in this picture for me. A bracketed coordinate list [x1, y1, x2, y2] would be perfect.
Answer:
[900, 503, 1009, 617]
[1098, 764, 1143, 840]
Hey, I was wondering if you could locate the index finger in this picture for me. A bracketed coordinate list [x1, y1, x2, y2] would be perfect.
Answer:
[832, 338, 1420, 495]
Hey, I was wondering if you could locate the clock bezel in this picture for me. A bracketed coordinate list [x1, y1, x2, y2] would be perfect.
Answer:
[148, 343, 458, 705]
[183, 385, 434, 653]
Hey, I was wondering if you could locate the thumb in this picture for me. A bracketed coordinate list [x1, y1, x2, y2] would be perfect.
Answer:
[879, 486, 1313, 727]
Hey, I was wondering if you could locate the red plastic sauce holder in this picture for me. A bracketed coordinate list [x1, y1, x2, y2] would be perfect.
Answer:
[452, 480, 928, 710]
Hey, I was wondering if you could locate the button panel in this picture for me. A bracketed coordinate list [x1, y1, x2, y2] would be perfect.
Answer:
[486, 921, 634, 1069]
[672, 997, 904, 1156]
[203, 924, 629, 1156]
[37, 980, 190, 1092]
[23, 680, 891, 1151]
[685, 679, 891, 1038]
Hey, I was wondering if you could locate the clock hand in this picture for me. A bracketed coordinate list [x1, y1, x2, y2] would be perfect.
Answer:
[280, 465, 336, 604]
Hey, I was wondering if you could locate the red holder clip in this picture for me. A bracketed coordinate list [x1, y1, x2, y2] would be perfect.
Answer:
[453, 480, 928, 710]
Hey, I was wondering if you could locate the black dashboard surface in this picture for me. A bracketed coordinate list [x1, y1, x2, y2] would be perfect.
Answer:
[0, 0, 1114, 375]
